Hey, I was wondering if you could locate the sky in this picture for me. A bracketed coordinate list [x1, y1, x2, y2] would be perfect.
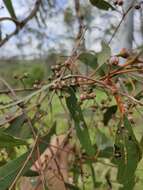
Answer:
[0, 0, 111, 57]
[0, 0, 70, 58]
[56, 0, 67, 9]
[0, 0, 142, 58]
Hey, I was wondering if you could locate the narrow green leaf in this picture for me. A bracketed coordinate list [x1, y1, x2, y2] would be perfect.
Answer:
[66, 87, 95, 156]
[0, 151, 31, 190]
[3, 0, 17, 19]
[78, 52, 98, 69]
[103, 105, 117, 125]
[0, 122, 56, 190]
[113, 117, 142, 190]
[89, 0, 115, 10]
[0, 132, 27, 147]
[5, 114, 32, 139]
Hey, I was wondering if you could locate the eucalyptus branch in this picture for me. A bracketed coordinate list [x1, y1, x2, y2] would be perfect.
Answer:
[0, 87, 40, 94]
[0, 16, 19, 24]
[0, 81, 54, 109]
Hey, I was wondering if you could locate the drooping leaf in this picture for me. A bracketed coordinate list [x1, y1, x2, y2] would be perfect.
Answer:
[3, 0, 17, 19]
[113, 117, 142, 190]
[0, 132, 27, 148]
[89, 0, 115, 10]
[66, 87, 95, 156]
[103, 105, 117, 125]
[0, 122, 56, 190]
[78, 52, 98, 69]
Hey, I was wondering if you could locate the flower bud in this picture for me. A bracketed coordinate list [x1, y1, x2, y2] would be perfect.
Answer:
[118, 0, 123, 6]
[118, 48, 130, 59]
[110, 56, 119, 65]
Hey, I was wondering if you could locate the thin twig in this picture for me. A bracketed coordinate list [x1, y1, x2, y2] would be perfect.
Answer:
[108, 2, 135, 44]
[0, 16, 19, 24]
[9, 135, 39, 190]
[0, 87, 40, 94]
[0, 0, 42, 47]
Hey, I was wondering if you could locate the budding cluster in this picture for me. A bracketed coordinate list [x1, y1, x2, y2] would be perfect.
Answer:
[114, 0, 142, 9]
[50, 80, 67, 90]
[51, 64, 63, 78]
[114, 0, 124, 6]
